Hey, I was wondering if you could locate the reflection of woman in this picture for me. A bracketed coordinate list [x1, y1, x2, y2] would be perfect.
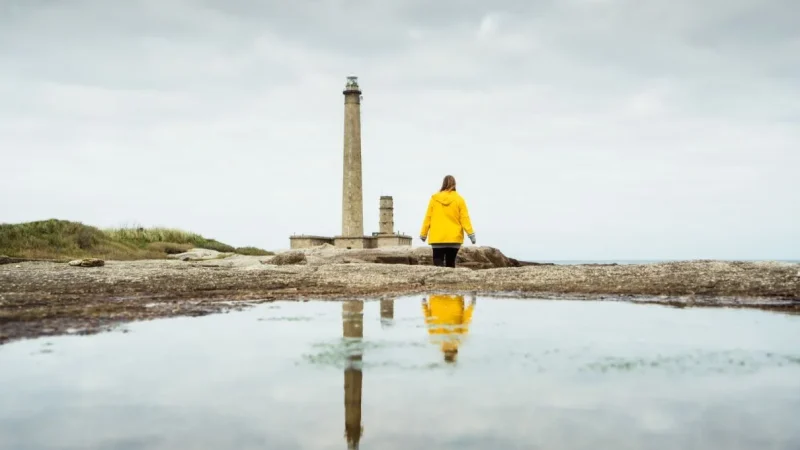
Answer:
[422, 294, 476, 363]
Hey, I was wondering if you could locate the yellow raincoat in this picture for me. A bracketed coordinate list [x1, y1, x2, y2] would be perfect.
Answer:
[419, 191, 475, 244]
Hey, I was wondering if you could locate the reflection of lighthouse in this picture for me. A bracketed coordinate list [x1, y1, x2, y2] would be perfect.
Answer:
[342, 301, 364, 449]
[380, 299, 394, 328]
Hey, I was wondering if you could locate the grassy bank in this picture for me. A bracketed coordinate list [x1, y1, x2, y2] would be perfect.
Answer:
[0, 219, 273, 261]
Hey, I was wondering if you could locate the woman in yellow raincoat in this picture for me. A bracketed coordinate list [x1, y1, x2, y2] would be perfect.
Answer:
[419, 175, 476, 268]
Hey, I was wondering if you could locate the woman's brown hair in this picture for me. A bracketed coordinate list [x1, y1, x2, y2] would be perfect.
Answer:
[440, 175, 457, 192]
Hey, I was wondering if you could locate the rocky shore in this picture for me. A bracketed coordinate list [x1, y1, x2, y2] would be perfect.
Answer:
[1, 246, 798, 344]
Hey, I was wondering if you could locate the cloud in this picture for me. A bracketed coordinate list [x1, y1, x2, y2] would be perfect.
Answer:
[1, 0, 798, 260]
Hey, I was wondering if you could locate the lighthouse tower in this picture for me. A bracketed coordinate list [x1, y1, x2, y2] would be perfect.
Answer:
[341, 76, 364, 238]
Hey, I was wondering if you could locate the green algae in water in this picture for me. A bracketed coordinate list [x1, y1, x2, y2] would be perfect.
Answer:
[580, 350, 800, 375]
[257, 315, 315, 322]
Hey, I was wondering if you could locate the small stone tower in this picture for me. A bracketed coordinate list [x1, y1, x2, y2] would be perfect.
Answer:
[379, 196, 394, 235]
[341, 76, 364, 238]
[373, 195, 411, 247]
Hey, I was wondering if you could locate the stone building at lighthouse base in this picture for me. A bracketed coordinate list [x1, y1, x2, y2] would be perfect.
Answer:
[289, 234, 412, 250]
[290, 195, 413, 250]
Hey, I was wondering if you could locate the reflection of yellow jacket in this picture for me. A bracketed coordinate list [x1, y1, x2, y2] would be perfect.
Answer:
[419, 191, 475, 244]
[422, 295, 474, 336]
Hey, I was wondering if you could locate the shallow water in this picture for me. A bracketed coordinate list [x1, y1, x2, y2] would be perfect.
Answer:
[2, 296, 800, 450]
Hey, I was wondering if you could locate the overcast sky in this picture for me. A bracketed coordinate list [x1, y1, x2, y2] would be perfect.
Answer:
[2, 0, 798, 260]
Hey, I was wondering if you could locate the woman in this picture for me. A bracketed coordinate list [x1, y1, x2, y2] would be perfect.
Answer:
[419, 175, 476, 268]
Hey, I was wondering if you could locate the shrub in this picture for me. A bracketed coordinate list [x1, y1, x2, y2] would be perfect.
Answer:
[234, 246, 274, 256]
[145, 242, 194, 255]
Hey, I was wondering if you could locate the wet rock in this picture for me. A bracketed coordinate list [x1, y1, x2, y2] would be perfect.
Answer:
[270, 251, 307, 265]
[68, 258, 105, 267]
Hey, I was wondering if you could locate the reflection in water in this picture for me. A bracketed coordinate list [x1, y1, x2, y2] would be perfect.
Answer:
[2, 297, 800, 449]
[342, 301, 364, 450]
[379, 299, 394, 328]
[422, 294, 475, 363]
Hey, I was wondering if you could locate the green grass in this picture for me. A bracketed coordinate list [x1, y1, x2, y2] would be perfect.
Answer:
[103, 226, 236, 253]
[0, 219, 274, 261]
[233, 246, 274, 256]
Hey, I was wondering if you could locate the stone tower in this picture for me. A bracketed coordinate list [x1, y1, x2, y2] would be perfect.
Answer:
[379, 196, 394, 235]
[341, 76, 364, 237]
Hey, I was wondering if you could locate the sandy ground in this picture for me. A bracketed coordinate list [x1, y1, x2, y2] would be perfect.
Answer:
[1, 249, 798, 345]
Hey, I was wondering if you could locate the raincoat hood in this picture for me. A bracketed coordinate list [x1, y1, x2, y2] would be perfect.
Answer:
[432, 190, 459, 206]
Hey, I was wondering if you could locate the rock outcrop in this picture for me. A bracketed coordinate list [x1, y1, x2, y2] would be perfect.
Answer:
[68, 258, 105, 267]
[278, 245, 543, 270]
[168, 245, 536, 270]
[269, 251, 307, 265]
[170, 249, 225, 261]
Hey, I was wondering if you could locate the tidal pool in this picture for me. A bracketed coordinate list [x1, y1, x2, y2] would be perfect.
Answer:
[1, 295, 799, 449]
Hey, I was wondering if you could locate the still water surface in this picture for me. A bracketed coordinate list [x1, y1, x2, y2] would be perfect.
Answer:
[1, 296, 800, 449]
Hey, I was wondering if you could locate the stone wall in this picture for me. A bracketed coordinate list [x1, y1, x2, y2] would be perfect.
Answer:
[290, 236, 335, 249]
[375, 234, 412, 248]
[333, 236, 377, 249]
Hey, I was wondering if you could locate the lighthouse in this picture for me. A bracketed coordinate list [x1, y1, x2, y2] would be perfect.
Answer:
[341, 76, 364, 238]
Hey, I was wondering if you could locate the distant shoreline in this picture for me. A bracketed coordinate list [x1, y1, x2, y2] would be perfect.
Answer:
[540, 259, 800, 265]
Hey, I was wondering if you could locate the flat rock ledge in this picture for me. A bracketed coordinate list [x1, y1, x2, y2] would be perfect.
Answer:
[0, 253, 798, 345]
[168, 245, 540, 269]
[280, 245, 538, 269]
